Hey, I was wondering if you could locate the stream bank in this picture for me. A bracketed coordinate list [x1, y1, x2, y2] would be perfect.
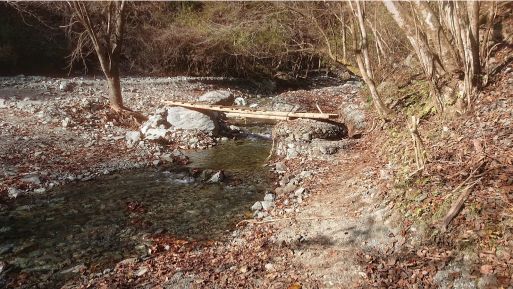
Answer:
[1, 75, 371, 288]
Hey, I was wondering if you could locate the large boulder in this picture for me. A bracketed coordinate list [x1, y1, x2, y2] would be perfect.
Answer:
[166, 107, 218, 134]
[198, 90, 234, 105]
[273, 119, 347, 141]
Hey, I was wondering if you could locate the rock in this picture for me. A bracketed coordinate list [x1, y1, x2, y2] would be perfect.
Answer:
[62, 117, 71, 128]
[207, 171, 225, 183]
[294, 187, 306, 197]
[275, 162, 287, 173]
[144, 114, 168, 130]
[21, 175, 41, 185]
[282, 183, 297, 195]
[198, 90, 234, 105]
[144, 128, 169, 141]
[59, 81, 74, 92]
[234, 97, 247, 106]
[33, 188, 46, 194]
[261, 200, 274, 211]
[0, 99, 7, 109]
[125, 131, 142, 147]
[0, 244, 14, 255]
[264, 193, 275, 202]
[251, 201, 263, 211]
[477, 275, 498, 289]
[274, 119, 347, 141]
[256, 211, 268, 219]
[7, 187, 19, 198]
[340, 104, 366, 130]
[160, 153, 174, 162]
[166, 107, 218, 134]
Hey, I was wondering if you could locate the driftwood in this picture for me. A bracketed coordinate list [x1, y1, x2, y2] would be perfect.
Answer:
[441, 179, 481, 231]
[441, 158, 485, 231]
[163, 101, 338, 120]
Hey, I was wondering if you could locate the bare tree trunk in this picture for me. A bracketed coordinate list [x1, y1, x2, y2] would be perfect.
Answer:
[384, 0, 446, 111]
[413, 0, 460, 73]
[107, 74, 123, 110]
[69, 0, 127, 111]
[349, 1, 391, 120]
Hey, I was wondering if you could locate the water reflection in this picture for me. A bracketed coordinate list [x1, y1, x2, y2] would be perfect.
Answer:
[0, 140, 270, 288]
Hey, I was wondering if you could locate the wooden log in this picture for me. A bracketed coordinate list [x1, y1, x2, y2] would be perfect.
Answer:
[163, 101, 338, 120]
[224, 112, 291, 120]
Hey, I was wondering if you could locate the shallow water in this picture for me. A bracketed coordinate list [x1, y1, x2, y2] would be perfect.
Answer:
[0, 140, 271, 288]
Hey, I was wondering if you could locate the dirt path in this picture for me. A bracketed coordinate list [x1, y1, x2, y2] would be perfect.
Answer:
[268, 144, 398, 288]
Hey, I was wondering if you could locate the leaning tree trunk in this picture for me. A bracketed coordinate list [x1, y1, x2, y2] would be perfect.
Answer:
[383, 0, 447, 111]
[350, 1, 392, 120]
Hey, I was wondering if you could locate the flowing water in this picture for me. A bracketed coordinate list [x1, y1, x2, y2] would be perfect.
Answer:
[0, 140, 271, 288]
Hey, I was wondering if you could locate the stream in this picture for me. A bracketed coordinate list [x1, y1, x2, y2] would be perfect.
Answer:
[0, 139, 271, 288]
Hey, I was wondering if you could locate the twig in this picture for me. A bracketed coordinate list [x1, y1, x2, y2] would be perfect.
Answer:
[237, 216, 342, 226]
[441, 178, 481, 231]
[315, 102, 324, 114]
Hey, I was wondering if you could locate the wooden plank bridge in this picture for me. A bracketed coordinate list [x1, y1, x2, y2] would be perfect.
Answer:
[164, 101, 338, 121]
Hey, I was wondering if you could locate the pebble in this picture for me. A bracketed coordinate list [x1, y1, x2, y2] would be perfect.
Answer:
[251, 201, 262, 211]
[260, 200, 274, 211]
[7, 187, 19, 198]
[294, 187, 306, 197]
[263, 193, 275, 202]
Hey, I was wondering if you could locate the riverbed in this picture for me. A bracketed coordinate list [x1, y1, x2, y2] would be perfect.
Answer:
[0, 140, 271, 288]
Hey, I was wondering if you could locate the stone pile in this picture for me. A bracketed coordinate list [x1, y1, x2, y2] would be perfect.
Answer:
[273, 119, 351, 159]
[127, 106, 220, 150]
[251, 161, 312, 219]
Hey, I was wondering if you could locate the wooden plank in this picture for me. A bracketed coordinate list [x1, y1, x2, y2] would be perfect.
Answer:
[224, 112, 291, 120]
[163, 101, 338, 120]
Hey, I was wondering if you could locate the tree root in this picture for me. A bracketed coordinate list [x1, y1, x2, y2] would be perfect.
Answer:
[106, 106, 148, 128]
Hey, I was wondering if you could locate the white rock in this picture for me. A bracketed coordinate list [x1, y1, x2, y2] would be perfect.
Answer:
[125, 131, 142, 147]
[62, 117, 71, 128]
[166, 107, 218, 133]
[261, 200, 274, 211]
[7, 187, 19, 198]
[198, 90, 234, 105]
[144, 128, 168, 141]
[251, 201, 262, 211]
[294, 187, 306, 197]
[234, 97, 247, 106]
[264, 193, 275, 202]
[21, 175, 41, 185]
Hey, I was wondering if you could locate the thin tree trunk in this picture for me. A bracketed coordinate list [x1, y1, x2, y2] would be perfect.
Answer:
[349, 1, 391, 120]
[384, 0, 445, 111]
[341, 22, 347, 63]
